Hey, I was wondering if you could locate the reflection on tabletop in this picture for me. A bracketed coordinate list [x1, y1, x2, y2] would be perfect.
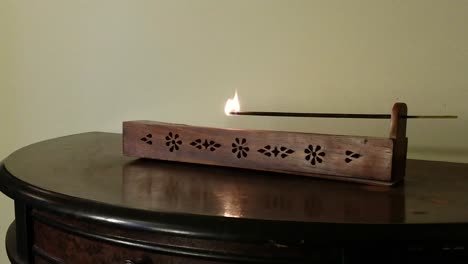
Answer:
[123, 159, 404, 223]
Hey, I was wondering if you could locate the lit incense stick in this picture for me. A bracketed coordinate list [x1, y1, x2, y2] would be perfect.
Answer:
[229, 111, 457, 119]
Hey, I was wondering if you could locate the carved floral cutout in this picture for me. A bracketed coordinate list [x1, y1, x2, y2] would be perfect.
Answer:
[305, 145, 325, 165]
[190, 139, 221, 151]
[232, 138, 249, 158]
[258, 145, 294, 158]
[140, 134, 153, 145]
[345, 150, 360, 163]
[165, 132, 182, 152]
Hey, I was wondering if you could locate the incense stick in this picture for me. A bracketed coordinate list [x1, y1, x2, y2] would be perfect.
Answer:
[229, 111, 457, 119]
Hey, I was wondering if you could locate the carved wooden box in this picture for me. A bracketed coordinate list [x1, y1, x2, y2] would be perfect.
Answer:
[123, 104, 407, 185]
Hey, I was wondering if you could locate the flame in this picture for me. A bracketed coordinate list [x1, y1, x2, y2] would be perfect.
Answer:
[224, 91, 240, 115]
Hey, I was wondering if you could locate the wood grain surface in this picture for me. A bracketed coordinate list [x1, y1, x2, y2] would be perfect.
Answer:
[123, 121, 397, 184]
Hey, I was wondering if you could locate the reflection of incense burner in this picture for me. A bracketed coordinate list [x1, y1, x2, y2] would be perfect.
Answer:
[122, 159, 404, 222]
[123, 104, 408, 185]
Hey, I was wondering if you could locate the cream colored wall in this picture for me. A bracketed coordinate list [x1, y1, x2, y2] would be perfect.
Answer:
[1, 1, 19, 261]
[1, 0, 467, 262]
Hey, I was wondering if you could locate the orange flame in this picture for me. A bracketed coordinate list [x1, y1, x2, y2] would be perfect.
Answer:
[224, 91, 240, 115]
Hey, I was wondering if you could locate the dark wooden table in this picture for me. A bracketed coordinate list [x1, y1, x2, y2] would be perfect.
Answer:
[1, 133, 468, 264]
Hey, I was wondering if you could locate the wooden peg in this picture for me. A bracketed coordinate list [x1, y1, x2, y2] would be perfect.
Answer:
[389, 102, 408, 183]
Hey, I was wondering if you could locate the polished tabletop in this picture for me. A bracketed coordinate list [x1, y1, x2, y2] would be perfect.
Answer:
[2, 133, 468, 240]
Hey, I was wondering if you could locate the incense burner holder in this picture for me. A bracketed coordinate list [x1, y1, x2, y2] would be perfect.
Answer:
[123, 103, 407, 186]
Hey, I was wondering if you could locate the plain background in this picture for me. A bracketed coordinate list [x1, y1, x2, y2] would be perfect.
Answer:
[1, 0, 467, 262]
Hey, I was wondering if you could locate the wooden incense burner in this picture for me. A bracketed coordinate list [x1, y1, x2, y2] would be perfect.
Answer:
[123, 103, 407, 186]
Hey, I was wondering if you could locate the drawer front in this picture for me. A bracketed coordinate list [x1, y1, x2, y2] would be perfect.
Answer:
[33, 220, 230, 264]
[31, 210, 310, 264]
[34, 257, 50, 264]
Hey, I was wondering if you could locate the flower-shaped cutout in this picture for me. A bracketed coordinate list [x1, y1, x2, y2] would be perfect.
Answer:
[232, 138, 249, 158]
[165, 132, 182, 152]
[305, 145, 325, 165]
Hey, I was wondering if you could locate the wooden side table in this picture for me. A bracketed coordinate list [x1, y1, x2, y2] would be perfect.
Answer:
[1, 132, 468, 263]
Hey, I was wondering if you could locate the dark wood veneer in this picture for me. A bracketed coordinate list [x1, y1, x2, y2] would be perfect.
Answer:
[31, 210, 304, 262]
[33, 218, 228, 264]
[1, 132, 468, 263]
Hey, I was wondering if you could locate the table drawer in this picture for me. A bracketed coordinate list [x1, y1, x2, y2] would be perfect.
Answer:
[33, 219, 230, 264]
